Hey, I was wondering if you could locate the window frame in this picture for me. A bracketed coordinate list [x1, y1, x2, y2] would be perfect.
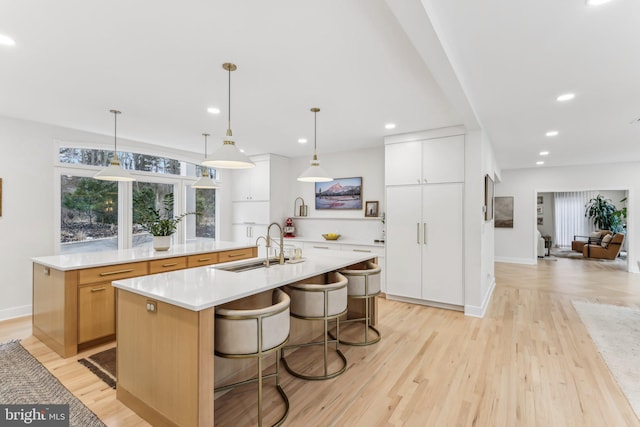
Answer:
[53, 139, 221, 254]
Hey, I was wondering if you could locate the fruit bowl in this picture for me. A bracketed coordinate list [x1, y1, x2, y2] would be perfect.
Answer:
[322, 233, 341, 241]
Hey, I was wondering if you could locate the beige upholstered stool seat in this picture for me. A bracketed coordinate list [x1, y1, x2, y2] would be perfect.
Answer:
[281, 271, 348, 380]
[334, 261, 381, 346]
[215, 288, 290, 427]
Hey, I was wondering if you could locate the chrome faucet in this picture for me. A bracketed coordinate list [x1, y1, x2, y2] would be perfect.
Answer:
[267, 222, 286, 265]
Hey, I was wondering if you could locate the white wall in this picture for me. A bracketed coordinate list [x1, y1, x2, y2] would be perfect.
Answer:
[496, 164, 636, 271]
[287, 146, 385, 243]
[0, 116, 121, 319]
[464, 130, 499, 317]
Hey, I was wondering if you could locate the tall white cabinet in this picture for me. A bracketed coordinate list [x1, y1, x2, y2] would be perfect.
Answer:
[230, 154, 289, 245]
[385, 129, 465, 309]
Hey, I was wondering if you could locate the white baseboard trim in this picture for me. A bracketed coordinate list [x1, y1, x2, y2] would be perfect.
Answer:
[464, 277, 496, 318]
[495, 256, 537, 265]
[0, 305, 32, 322]
[385, 294, 464, 312]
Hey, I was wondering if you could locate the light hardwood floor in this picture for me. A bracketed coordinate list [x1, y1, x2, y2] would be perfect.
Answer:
[2, 257, 640, 426]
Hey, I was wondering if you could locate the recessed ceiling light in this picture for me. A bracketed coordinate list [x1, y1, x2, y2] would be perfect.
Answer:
[545, 130, 559, 137]
[385, 123, 396, 130]
[586, 0, 613, 5]
[0, 34, 15, 46]
[207, 107, 220, 114]
[239, 148, 245, 153]
[298, 138, 308, 144]
[539, 151, 550, 156]
[556, 93, 575, 102]
[536, 161, 545, 165]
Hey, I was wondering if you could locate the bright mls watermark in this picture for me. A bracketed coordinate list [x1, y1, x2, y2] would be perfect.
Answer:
[0, 405, 69, 426]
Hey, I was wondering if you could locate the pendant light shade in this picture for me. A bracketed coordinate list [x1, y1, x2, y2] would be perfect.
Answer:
[94, 109, 136, 182]
[297, 108, 332, 182]
[192, 133, 220, 189]
[202, 63, 255, 169]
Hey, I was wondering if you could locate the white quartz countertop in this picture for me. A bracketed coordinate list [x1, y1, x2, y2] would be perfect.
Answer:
[282, 237, 384, 247]
[31, 241, 255, 271]
[112, 249, 376, 311]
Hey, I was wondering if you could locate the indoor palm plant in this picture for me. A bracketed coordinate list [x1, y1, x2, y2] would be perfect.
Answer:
[134, 193, 198, 250]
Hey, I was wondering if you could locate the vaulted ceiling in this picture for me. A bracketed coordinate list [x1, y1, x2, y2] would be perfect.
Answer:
[1, 1, 638, 170]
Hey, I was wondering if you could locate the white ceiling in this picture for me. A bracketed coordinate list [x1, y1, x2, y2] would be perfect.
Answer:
[0, 0, 459, 160]
[1, 1, 638, 170]
[420, 0, 640, 170]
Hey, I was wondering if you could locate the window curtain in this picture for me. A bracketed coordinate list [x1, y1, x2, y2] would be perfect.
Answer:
[553, 191, 598, 247]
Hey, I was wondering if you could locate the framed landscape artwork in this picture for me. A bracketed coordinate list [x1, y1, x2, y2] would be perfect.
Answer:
[494, 196, 514, 228]
[315, 177, 362, 210]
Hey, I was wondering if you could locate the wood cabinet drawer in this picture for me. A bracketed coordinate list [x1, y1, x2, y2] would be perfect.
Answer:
[78, 262, 148, 285]
[149, 256, 188, 274]
[78, 283, 115, 343]
[187, 253, 219, 268]
[217, 247, 256, 263]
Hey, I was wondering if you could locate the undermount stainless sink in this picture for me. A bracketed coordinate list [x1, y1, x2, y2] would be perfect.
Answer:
[213, 257, 285, 273]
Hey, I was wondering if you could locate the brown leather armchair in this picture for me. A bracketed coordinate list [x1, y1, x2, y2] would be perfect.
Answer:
[582, 233, 624, 260]
[571, 230, 612, 252]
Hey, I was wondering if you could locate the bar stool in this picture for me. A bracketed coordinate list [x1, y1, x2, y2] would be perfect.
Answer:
[214, 288, 290, 427]
[334, 261, 381, 346]
[281, 271, 348, 380]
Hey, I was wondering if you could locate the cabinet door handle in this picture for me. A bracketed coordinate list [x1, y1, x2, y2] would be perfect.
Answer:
[423, 178, 428, 184]
[417, 223, 420, 244]
[353, 249, 371, 253]
[91, 287, 106, 292]
[197, 258, 211, 262]
[99, 268, 134, 277]
[424, 223, 427, 245]
[162, 262, 178, 267]
[313, 246, 329, 249]
[228, 253, 244, 258]
[417, 178, 421, 184]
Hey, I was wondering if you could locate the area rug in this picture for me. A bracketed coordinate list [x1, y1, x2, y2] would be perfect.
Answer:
[0, 340, 106, 426]
[572, 301, 640, 419]
[78, 347, 116, 390]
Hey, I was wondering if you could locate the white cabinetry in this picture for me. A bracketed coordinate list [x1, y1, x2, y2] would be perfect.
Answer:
[230, 154, 289, 245]
[385, 129, 464, 308]
[385, 134, 464, 185]
[232, 160, 270, 201]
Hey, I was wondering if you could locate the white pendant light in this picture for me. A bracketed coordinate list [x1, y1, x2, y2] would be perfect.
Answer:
[297, 108, 332, 182]
[202, 63, 255, 169]
[192, 133, 220, 189]
[94, 109, 136, 182]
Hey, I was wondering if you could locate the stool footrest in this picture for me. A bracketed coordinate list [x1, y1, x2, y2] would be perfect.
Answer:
[329, 322, 381, 346]
[281, 348, 347, 381]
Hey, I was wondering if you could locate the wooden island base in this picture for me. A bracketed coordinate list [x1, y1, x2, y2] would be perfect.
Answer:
[116, 264, 377, 427]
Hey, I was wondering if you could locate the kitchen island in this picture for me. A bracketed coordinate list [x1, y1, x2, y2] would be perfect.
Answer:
[112, 249, 377, 427]
[31, 241, 257, 357]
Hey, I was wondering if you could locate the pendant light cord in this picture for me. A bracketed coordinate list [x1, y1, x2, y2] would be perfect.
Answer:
[228, 66, 231, 131]
[113, 111, 117, 155]
[109, 109, 121, 158]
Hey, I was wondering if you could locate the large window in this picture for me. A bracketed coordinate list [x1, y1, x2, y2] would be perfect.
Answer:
[57, 146, 218, 253]
[60, 176, 118, 254]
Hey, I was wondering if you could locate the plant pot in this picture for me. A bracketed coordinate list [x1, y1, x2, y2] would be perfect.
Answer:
[153, 235, 171, 251]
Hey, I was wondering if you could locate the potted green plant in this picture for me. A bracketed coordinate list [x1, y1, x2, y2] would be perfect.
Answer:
[584, 194, 624, 234]
[134, 193, 198, 251]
